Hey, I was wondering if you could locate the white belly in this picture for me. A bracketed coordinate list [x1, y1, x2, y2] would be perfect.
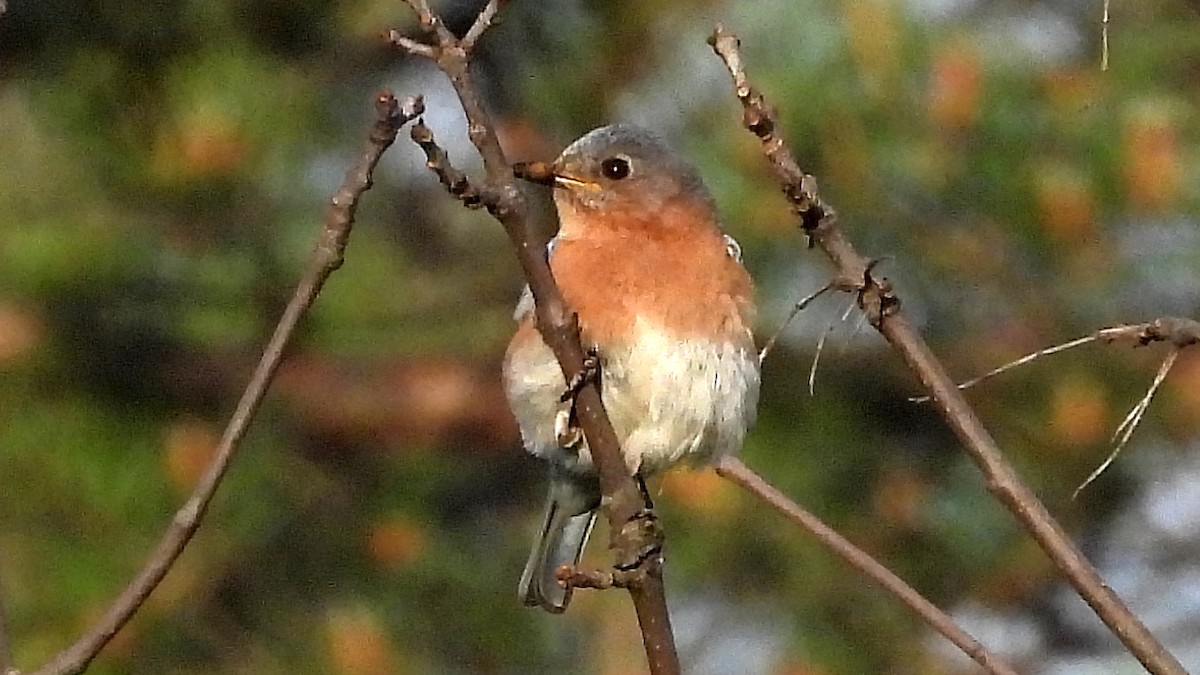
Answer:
[505, 318, 760, 477]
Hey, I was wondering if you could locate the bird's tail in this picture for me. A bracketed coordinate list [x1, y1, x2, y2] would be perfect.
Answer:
[519, 481, 598, 613]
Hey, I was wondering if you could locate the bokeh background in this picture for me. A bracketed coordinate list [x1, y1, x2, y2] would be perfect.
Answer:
[2, 0, 1200, 673]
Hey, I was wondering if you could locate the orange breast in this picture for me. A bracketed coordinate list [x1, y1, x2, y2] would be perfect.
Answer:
[549, 198, 754, 349]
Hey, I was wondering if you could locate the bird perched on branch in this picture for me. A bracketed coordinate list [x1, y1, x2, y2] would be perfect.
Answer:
[504, 124, 759, 612]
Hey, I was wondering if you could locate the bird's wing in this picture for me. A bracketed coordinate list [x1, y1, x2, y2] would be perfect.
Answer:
[723, 233, 743, 263]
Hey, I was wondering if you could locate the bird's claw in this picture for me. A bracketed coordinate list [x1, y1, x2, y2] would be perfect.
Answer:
[560, 348, 601, 403]
[555, 348, 600, 451]
[554, 406, 584, 451]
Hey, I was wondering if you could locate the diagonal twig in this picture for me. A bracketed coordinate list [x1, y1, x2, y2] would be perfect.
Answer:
[24, 91, 422, 675]
[909, 333, 1102, 404]
[709, 24, 1186, 675]
[908, 321, 1177, 403]
[716, 457, 1019, 675]
[392, 3, 680, 674]
[1073, 348, 1180, 499]
[461, 0, 505, 52]
[758, 282, 832, 365]
[409, 120, 486, 207]
[807, 299, 857, 395]
[908, 318, 1198, 495]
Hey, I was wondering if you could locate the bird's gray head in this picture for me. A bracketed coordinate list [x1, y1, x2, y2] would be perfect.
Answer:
[549, 124, 714, 215]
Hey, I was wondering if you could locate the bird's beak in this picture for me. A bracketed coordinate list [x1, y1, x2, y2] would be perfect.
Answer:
[550, 173, 597, 191]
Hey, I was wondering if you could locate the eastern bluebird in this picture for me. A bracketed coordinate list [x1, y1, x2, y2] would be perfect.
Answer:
[503, 124, 760, 613]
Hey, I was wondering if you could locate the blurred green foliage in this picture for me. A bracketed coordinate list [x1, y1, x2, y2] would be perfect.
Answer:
[2, 0, 1200, 673]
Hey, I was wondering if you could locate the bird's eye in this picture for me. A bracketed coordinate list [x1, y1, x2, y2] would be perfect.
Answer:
[600, 156, 631, 180]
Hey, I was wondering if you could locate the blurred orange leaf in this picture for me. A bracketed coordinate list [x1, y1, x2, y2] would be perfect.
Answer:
[163, 417, 220, 493]
[661, 468, 739, 520]
[0, 302, 42, 364]
[1123, 101, 1181, 211]
[929, 40, 981, 132]
[367, 514, 428, 570]
[326, 607, 399, 675]
[1049, 375, 1110, 449]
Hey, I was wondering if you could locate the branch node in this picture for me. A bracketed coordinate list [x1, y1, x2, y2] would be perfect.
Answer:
[409, 119, 486, 209]
[558, 561, 659, 592]
[1143, 316, 1200, 348]
[612, 506, 664, 572]
[858, 258, 900, 324]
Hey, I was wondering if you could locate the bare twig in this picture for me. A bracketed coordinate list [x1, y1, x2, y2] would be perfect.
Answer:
[406, 0, 454, 45]
[808, 300, 858, 395]
[409, 120, 485, 208]
[758, 282, 832, 365]
[559, 559, 658, 592]
[909, 333, 1104, 403]
[805, 310, 835, 395]
[709, 25, 1186, 675]
[912, 318, 1200, 403]
[716, 457, 1018, 675]
[1111, 350, 1179, 446]
[24, 92, 422, 675]
[1073, 348, 1180, 499]
[392, 4, 680, 674]
[842, 305, 872, 350]
[907, 318, 1198, 496]
[461, 0, 505, 52]
[390, 34, 436, 59]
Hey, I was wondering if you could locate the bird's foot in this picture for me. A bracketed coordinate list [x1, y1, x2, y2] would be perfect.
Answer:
[554, 406, 584, 451]
[560, 347, 601, 403]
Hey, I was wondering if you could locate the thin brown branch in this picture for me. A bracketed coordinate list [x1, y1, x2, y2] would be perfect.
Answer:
[1074, 348, 1180, 499]
[758, 282, 832, 365]
[409, 120, 485, 208]
[909, 333, 1101, 404]
[25, 91, 422, 675]
[716, 457, 1019, 675]
[911, 317, 1198, 496]
[560, 555, 661, 592]
[706, 27, 835, 246]
[709, 25, 1187, 675]
[912, 317, 1200, 403]
[389, 33, 436, 59]
[393, 4, 680, 674]
[461, 0, 505, 52]
[560, 567, 637, 591]
[391, 1, 508, 179]
[405, 0, 455, 45]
